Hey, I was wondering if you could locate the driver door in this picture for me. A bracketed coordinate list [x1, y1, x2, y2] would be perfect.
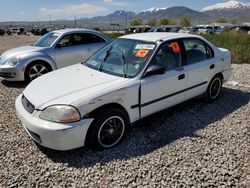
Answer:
[140, 41, 188, 118]
[54, 34, 80, 69]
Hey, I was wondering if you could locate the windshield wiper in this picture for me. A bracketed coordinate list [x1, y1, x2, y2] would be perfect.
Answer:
[99, 45, 113, 71]
[121, 52, 127, 78]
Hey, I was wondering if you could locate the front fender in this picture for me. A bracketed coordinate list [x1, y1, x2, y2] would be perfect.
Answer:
[19, 52, 57, 70]
[74, 83, 140, 123]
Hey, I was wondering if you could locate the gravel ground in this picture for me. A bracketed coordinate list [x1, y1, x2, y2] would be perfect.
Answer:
[0, 36, 249, 187]
[0, 35, 40, 54]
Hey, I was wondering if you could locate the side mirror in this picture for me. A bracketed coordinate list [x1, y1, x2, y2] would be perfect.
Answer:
[144, 64, 165, 77]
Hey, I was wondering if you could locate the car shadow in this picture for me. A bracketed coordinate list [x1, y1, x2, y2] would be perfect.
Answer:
[39, 87, 250, 168]
[1, 80, 27, 88]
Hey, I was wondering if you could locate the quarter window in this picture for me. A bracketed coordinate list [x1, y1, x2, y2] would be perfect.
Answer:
[183, 38, 214, 65]
[71, 33, 105, 46]
[151, 41, 182, 71]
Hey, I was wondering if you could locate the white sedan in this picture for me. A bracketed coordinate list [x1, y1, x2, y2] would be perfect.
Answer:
[15, 33, 232, 150]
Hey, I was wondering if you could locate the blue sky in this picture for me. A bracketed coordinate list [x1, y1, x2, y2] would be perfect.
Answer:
[0, 0, 250, 22]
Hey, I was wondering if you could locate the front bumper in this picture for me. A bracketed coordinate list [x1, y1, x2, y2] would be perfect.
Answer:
[0, 64, 25, 81]
[15, 95, 94, 151]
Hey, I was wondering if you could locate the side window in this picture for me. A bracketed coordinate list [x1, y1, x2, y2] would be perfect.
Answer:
[71, 34, 85, 46]
[57, 35, 71, 47]
[183, 38, 214, 65]
[151, 41, 182, 71]
[89, 34, 105, 43]
[71, 33, 105, 46]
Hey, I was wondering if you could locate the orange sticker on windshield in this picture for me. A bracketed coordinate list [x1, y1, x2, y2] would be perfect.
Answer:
[135, 49, 149, 58]
[170, 42, 180, 53]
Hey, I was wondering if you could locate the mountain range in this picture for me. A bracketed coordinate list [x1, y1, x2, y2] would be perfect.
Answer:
[200, 1, 250, 20]
[80, 1, 250, 24]
[1, 1, 249, 27]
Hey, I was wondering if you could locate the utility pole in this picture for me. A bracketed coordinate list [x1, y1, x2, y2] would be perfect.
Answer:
[74, 16, 77, 27]
[125, 12, 127, 27]
[48, 14, 52, 27]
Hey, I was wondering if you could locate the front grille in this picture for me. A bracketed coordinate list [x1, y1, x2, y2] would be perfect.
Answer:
[21, 95, 35, 114]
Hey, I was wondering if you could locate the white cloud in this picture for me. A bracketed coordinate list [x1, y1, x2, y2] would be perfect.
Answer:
[111, 2, 128, 7]
[40, 3, 107, 17]
[102, 0, 128, 7]
[18, 11, 25, 15]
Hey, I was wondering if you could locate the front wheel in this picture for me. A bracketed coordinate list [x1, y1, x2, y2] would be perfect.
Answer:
[87, 108, 128, 149]
[25, 63, 51, 82]
[205, 75, 223, 102]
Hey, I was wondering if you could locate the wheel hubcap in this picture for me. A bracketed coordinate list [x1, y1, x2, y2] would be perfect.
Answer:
[210, 78, 221, 99]
[29, 64, 49, 80]
[98, 116, 125, 148]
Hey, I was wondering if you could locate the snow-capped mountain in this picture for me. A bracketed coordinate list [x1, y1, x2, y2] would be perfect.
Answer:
[77, 1, 249, 25]
[143, 7, 168, 13]
[201, 0, 250, 12]
[200, 1, 250, 20]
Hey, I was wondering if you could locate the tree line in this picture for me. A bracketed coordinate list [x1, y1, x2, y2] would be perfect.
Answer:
[130, 16, 232, 27]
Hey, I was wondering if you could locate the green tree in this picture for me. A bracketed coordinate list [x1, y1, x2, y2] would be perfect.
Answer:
[216, 18, 228, 23]
[179, 16, 191, 27]
[169, 19, 177, 25]
[130, 19, 142, 26]
[147, 19, 158, 26]
[160, 18, 170, 25]
[231, 19, 237, 25]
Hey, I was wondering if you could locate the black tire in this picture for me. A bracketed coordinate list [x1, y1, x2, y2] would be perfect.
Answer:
[25, 62, 51, 82]
[87, 108, 128, 149]
[205, 75, 223, 102]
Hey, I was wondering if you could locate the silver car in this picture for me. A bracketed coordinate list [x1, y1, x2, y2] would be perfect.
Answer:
[0, 28, 111, 81]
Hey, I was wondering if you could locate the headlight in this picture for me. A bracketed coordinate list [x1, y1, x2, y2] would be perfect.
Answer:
[6, 57, 21, 66]
[40, 105, 81, 123]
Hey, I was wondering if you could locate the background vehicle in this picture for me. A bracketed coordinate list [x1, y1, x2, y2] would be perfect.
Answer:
[16, 33, 232, 150]
[163, 25, 181, 32]
[179, 26, 198, 34]
[32, 28, 49, 36]
[10, 27, 25, 35]
[149, 27, 165, 32]
[198, 25, 221, 34]
[0, 28, 111, 81]
[0, 29, 5, 36]
[235, 26, 250, 33]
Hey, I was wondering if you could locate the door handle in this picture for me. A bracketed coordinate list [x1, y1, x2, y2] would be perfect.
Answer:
[87, 48, 92, 51]
[210, 64, 215, 69]
[178, 74, 185, 80]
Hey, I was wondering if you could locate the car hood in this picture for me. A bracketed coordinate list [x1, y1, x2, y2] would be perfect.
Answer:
[23, 64, 129, 110]
[0, 46, 44, 65]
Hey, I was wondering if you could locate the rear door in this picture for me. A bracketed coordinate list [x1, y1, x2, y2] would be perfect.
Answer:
[70, 33, 107, 62]
[140, 41, 188, 118]
[181, 38, 216, 100]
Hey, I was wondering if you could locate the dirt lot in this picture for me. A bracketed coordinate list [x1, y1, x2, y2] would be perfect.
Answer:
[0, 35, 40, 54]
[0, 35, 249, 187]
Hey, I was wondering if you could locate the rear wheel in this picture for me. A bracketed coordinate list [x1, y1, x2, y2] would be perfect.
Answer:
[205, 75, 222, 102]
[25, 62, 51, 82]
[87, 108, 128, 149]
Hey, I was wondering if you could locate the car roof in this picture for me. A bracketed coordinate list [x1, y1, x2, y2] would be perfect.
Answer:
[53, 28, 97, 34]
[120, 32, 197, 42]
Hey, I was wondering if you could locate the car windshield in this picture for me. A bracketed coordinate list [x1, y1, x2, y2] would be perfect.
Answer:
[84, 38, 156, 78]
[33, 32, 60, 47]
